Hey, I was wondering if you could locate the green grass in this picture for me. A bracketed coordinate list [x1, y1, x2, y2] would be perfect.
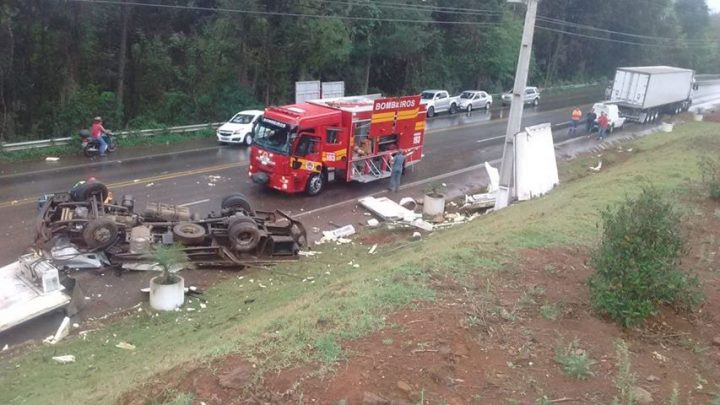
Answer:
[1, 122, 719, 404]
[554, 340, 596, 380]
[0, 129, 216, 162]
[540, 303, 562, 321]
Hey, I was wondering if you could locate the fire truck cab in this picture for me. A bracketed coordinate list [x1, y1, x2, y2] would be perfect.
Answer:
[249, 94, 426, 195]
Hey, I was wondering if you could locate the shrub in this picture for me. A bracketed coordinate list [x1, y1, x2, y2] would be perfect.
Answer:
[554, 339, 596, 380]
[588, 187, 702, 327]
[699, 156, 720, 200]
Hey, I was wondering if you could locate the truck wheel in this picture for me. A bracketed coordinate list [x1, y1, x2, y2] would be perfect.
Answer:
[82, 218, 119, 250]
[244, 133, 253, 146]
[71, 181, 109, 202]
[172, 222, 207, 245]
[228, 216, 260, 253]
[221, 193, 254, 215]
[306, 173, 325, 196]
[449, 103, 457, 114]
[427, 106, 435, 118]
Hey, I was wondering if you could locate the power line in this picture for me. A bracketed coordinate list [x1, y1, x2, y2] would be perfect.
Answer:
[318, 0, 502, 16]
[68, 0, 501, 25]
[536, 24, 717, 49]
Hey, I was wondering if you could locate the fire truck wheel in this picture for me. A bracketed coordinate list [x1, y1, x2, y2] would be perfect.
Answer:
[71, 181, 109, 202]
[221, 193, 254, 215]
[172, 222, 207, 245]
[228, 217, 260, 253]
[306, 173, 325, 196]
[82, 218, 119, 249]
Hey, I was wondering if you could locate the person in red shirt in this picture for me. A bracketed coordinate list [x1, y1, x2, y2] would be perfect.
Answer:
[597, 112, 609, 141]
[91, 116, 108, 156]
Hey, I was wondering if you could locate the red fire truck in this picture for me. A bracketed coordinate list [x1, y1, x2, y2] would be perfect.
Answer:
[248, 94, 426, 195]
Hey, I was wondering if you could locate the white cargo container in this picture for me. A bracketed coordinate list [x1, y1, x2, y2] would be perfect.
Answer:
[610, 66, 695, 123]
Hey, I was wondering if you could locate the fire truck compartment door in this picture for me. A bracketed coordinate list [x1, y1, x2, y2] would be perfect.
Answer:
[291, 135, 322, 173]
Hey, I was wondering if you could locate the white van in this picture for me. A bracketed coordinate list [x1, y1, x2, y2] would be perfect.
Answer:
[592, 102, 626, 133]
[216, 110, 263, 146]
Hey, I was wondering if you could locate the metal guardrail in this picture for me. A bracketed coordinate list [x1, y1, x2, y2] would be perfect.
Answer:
[0, 122, 224, 152]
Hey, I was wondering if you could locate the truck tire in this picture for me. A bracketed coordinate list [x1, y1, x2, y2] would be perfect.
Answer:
[228, 216, 260, 253]
[306, 173, 325, 196]
[449, 103, 457, 114]
[82, 218, 119, 250]
[71, 181, 109, 202]
[172, 222, 207, 245]
[427, 106, 435, 118]
[221, 193, 254, 215]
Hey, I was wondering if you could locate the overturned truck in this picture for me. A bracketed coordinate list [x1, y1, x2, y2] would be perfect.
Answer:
[35, 181, 307, 267]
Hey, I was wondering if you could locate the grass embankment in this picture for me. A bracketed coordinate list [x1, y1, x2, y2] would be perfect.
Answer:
[1, 122, 718, 404]
[0, 129, 217, 163]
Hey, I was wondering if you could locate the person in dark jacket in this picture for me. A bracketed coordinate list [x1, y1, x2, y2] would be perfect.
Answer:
[585, 110, 597, 133]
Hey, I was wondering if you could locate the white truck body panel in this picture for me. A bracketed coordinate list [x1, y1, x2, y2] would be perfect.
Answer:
[0, 256, 71, 333]
[611, 66, 694, 110]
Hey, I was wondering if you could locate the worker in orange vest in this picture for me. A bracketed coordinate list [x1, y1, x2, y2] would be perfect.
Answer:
[569, 107, 582, 136]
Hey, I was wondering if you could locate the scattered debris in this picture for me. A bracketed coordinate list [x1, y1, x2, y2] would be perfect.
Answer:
[46, 316, 71, 345]
[652, 351, 668, 362]
[399, 197, 417, 211]
[45, 157, 60, 162]
[410, 232, 422, 240]
[368, 244, 378, 254]
[367, 218, 380, 227]
[358, 196, 419, 222]
[52, 355, 76, 364]
[589, 161, 603, 172]
[298, 251, 321, 257]
[2, 344, 8, 351]
[115, 342, 136, 351]
[322, 224, 356, 241]
[312, 227, 321, 233]
[146, 182, 154, 187]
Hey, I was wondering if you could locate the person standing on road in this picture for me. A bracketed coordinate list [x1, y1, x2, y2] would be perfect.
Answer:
[389, 150, 406, 193]
[597, 112, 609, 141]
[568, 107, 582, 136]
[585, 110, 597, 133]
[91, 116, 108, 157]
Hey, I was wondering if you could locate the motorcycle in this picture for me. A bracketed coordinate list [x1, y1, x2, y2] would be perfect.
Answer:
[79, 129, 117, 158]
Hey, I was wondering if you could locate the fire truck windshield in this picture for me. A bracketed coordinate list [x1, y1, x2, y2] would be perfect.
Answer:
[253, 118, 295, 154]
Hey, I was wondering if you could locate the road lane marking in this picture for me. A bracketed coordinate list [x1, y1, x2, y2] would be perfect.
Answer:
[178, 199, 210, 207]
[0, 161, 247, 209]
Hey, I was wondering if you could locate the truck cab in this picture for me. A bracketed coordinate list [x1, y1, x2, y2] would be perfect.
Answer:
[420, 90, 458, 117]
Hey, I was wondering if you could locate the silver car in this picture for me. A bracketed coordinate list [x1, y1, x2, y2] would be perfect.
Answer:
[501, 86, 540, 106]
[457, 90, 493, 112]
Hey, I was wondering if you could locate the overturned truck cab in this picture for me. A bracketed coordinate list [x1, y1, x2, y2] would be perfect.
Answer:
[35, 181, 307, 268]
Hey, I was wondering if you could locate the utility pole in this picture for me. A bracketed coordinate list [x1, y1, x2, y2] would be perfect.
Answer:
[495, 0, 539, 209]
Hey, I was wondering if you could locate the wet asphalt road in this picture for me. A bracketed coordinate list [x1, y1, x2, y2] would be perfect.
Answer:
[1, 82, 719, 346]
[3, 82, 720, 266]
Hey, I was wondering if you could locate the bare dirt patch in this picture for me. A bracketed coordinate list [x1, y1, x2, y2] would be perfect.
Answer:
[122, 196, 720, 404]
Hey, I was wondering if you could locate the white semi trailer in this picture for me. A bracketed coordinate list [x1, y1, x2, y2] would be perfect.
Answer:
[609, 66, 695, 123]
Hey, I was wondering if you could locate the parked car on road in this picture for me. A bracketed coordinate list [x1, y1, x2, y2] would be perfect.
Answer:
[501, 86, 540, 106]
[420, 90, 459, 117]
[216, 110, 263, 146]
[591, 102, 626, 134]
[457, 90, 493, 112]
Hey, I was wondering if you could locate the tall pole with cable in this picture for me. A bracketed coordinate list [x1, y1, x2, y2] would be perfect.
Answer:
[495, 0, 538, 209]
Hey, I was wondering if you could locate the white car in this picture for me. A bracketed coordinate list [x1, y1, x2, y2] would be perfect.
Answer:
[457, 90, 493, 112]
[216, 110, 263, 146]
[420, 90, 459, 117]
[501, 86, 540, 106]
[592, 102, 626, 133]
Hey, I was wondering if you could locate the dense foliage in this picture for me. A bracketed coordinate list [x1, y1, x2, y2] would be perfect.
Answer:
[588, 187, 702, 327]
[0, 0, 718, 141]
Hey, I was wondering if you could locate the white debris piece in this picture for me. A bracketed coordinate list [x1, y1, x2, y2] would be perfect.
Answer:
[45, 316, 71, 345]
[45, 157, 60, 162]
[52, 355, 76, 364]
[146, 182, 154, 187]
[398, 197, 418, 211]
[411, 232, 422, 240]
[115, 342, 136, 351]
[410, 218, 434, 231]
[589, 161, 603, 172]
[368, 244, 378, 254]
[485, 162, 500, 192]
[2, 344, 8, 351]
[335, 238, 352, 244]
[298, 250, 321, 256]
[322, 224, 356, 241]
[367, 218, 380, 227]
[358, 196, 420, 221]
